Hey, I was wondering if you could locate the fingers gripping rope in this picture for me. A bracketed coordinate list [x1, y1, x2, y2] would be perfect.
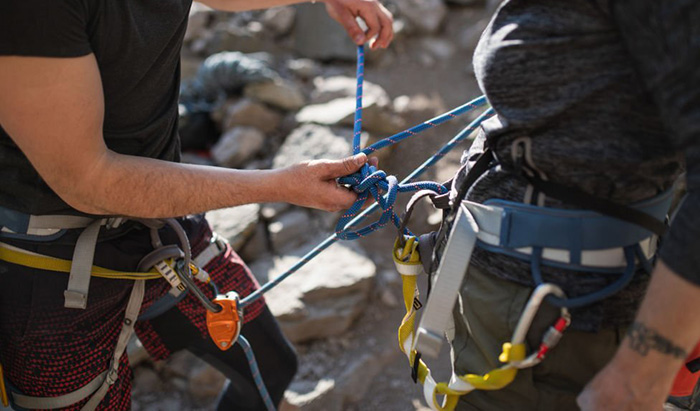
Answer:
[334, 45, 451, 240]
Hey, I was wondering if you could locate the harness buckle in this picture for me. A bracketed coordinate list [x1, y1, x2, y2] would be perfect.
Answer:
[63, 290, 88, 310]
[411, 352, 422, 384]
[105, 365, 119, 386]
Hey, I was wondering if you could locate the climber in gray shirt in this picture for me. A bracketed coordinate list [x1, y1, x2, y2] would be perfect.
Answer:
[450, 0, 700, 409]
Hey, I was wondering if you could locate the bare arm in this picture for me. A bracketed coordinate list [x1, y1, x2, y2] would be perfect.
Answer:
[577, 261, 700, 410]
[199, 0, 394, 49]
[0, 54, 367, 218]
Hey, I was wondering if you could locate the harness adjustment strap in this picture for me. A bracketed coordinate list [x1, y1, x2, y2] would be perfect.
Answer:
[415, 204, 479, 358]
[81, 280, 144, 411]
[11, 371, 108, 410]
[64, 220, 103, 309]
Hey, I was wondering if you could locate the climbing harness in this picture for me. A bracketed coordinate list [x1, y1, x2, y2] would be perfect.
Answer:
[0, 44, 673, 411]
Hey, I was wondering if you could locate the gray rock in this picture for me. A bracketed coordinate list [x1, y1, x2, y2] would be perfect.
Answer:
[393, 94, 440, 118]
[296, 96, 405, 135]
[422, 37, 456, 60]
[285, 379, 339, 411]
[446, 0, 486, 4]
[211, 126, 266, 168]
[310, 76, 390, 106]
[244, 79, 306, 111]
[222, 98, 282, 133]
[261, 6, 296, 35]
[206, 24, 269, 55]
[394, 0, 447, 34]
[161, 351, 201, 379]
[188, 364, 226, 404]
[292, 3, 356, 61]
[206, 204, 261, 250]
[179, 152, 214, 166]
[459, 17, 490, 51]
[132, 368, 162, 393]
[184, 2, 214, 43]
[249, 240, 376, 342]
[238, 221, 270, 262]
[335, 352, 397, 403]
[261, 202, 292, 220]
[272, 124, 352, 169]
[286, 58, 321, 80]
[127, 337, 150, 367]
[268, 209, 316, 252]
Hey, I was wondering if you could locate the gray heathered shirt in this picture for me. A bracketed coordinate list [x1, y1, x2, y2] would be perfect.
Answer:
[457, 0, 699, 330]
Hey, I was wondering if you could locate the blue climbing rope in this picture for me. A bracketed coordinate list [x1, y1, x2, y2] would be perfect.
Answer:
[240, 46, 493, 308]
[237, 335, 276, 411]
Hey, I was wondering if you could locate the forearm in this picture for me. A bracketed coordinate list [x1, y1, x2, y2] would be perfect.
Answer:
[608, 261, 700, 397]
[66, 150, 285, 218]
[201, 0, 314, 12]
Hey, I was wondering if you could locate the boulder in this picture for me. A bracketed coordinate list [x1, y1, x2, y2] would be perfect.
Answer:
[310, 76, 390, 106]
[261, 6, 296, 36]
[292, 3, 356, 61]
[394, 0, 447, 34]
[206, 24, 269, 55]
[286, 58, 321, 80]
[272, 124, 352, 169]
[268, 209, 316, 252]
[211, 126, 265, 168]
[206, 203, 261, 251]
[447, 0, 486, 4]
[249, 240, 376, 342]
[237, 222, 270, 263]
[188, 363, 226, 404]
[244, 79, 306, 111]
[284, 379, 339, 411]
[222, 98, 282, 133]
[296, 96, 405, 135]
[422, 37, 456, 60]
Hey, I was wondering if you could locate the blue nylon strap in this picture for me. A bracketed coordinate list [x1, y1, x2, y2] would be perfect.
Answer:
[487, 191, 672, 251]
[531, 245, 639, 308]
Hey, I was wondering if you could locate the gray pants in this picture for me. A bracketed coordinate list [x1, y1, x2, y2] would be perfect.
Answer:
[452, 266, 625, 411]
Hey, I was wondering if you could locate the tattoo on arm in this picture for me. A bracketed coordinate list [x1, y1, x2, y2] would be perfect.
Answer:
[627, 321, 688, 359]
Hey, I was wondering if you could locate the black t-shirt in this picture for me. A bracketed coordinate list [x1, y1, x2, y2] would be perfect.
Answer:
[0, 0, 193, 215]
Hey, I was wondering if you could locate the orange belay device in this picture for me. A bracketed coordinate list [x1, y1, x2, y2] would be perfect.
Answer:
[206, 291, 243, 351]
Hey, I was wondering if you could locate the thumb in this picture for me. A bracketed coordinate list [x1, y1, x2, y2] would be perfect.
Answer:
[327, 153, 367, 178]
[326, 2, 366, 45]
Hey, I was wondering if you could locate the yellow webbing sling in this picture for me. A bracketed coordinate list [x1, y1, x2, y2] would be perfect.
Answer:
[0, 242, 161, 280]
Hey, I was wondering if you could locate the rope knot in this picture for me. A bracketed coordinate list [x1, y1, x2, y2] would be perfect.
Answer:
[335, 163, 447, 241]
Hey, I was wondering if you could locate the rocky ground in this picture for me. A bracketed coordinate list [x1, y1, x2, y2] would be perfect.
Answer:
[128, 1, 496, 410]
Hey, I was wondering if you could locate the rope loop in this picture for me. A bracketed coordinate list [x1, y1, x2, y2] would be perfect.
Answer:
[333, 45, 452, 241]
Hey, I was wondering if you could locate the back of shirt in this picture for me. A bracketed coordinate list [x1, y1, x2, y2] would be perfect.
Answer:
[0, 0, 193, 215]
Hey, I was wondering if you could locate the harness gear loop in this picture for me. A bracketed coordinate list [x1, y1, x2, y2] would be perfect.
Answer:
[206, 291, 243, 350]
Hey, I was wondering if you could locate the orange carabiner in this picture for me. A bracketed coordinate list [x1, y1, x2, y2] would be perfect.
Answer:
[206, 291, 243, 351]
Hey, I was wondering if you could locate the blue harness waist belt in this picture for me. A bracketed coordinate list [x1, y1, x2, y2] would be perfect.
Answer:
[414, 189, 672, 360]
